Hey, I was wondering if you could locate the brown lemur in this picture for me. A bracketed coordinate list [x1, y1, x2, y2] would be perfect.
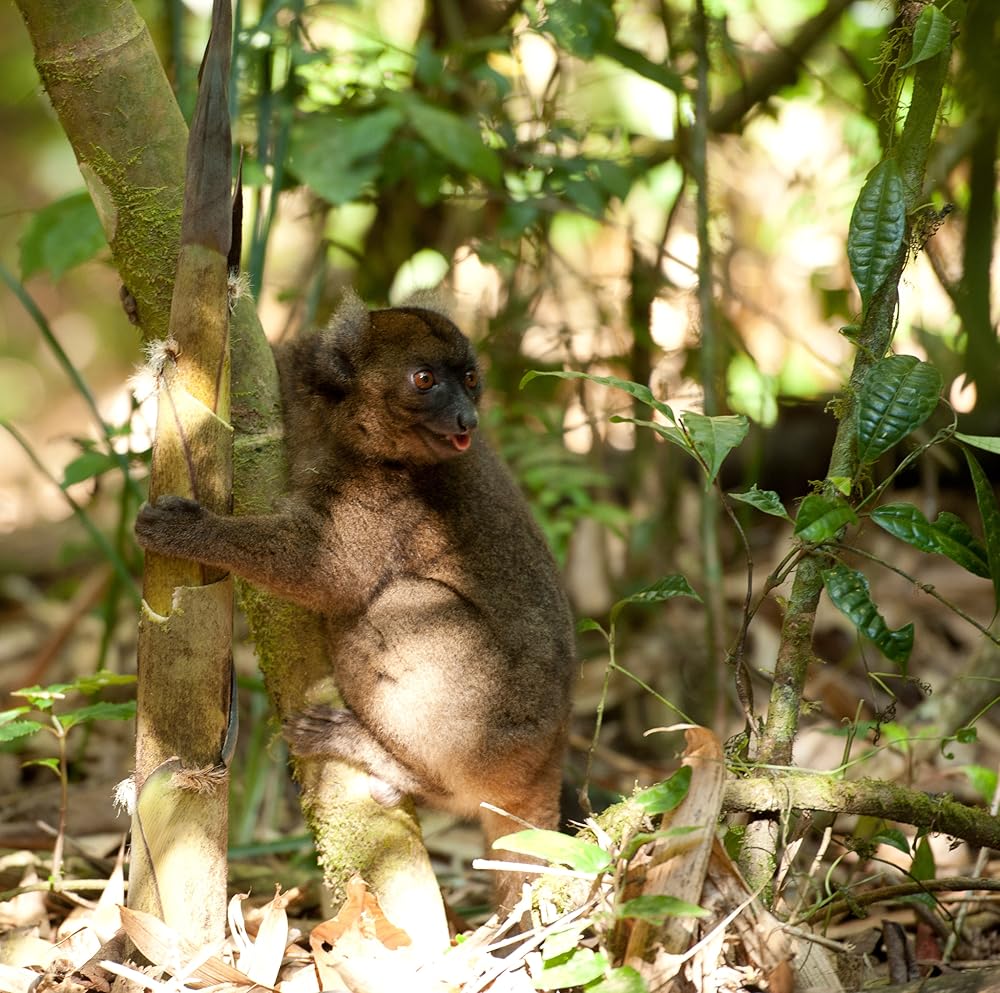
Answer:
[134, 292, 576, 913]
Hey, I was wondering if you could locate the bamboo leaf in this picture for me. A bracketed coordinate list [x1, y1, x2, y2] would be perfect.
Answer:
[962, 448, 1000, 612]
[847, 159, 906, 311]
[794, 494, 858, 543]
[681, 412, 749, 486]
[856, 355, 941, 463]
[870, 503, 990, 577]
[900, 5, 951, 69]
[728, 485, 792, 521]
[821, 564, 914, 666]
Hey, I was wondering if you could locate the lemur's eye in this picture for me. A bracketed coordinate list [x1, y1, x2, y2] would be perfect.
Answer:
[412, 370, 435, 391]
[464, 369, 479, 389]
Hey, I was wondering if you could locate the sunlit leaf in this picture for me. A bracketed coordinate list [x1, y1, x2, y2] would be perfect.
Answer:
[857, 355, 941, 463]
[821, 564, 914, 666]
[610, 576, 701, 625]
[19, 192, 106, 280]
[493, 829, 611, 874]
[633, 766, 692, 815]
[541, 922, 588, 961]
[794, 494, 858, 543]
[586, 966, 648, 993]
[681, 412, 749, 486]
[847, 159, 906, 311]
[900, 5, 951, 69]
[962, 448, 1000, 612]
[870, 503, 990, 577]
[962, 765, 998, 805]
[728, 485, 791, 521]
[534, 947, 608, 990]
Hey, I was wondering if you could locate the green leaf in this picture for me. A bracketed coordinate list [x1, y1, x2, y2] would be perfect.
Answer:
[681, 412, 749, 487]
[856, 355, 941, 463]
[609, 416, 693, 457]
[821, 564, 914, 666]
[962, 765, 998, 805]
[600, 39, 683, 93]
[288, 108, 403, 205]
[847, 159, 906, 311]
[542, 923, 589, 961]
[493, 829, 612, 874]
[794, 494, 858, 543]
[539, 0, 616, 58]
[62, 450, 121, 488]
[0, 706, 32, 726]
[872, 828, 910, 855]
[585, 966, 648, 993]
[616, 894, 709, 923]
[621, 826, 701, 861]
[403, 98, 502, 186]
[520, 369, 677, 423]
[633, 766, 692, 815]
[954, 433, 1000, 455]
[535, 948, 608, 990]
[577, 617, 608, 638]
[963, 448, 1000, 612]
[728, 485, 791, 521]
[19, 192, 106, 280]
[829, 476, 852, 496]
[870, 504, 990, 577]
[911, 835, 935, 882]
[610, 576, 702, 625]
[58, 701, 136, 731]
[24, 756, 61, 774]
[0, 720, 44, 743]
[900, 5, 951, 69]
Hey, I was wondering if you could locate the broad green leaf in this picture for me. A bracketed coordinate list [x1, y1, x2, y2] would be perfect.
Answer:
[539, 0, 616, 58]
[403, 98, 502, 185]
[0, 720, 44, 743]
[610, 576, 702, 625]
[856, 356, 941, 463]
[19, 192, 106, 280]
[962, 765, 998, 805]
[577, 617, 608, 638]
[900, 5, 951, 69]
[62, 450, 120, 488]
[728, 485, 791, 521]
[821, 564, 914, 666]
[794, 494, 858, 543]
[535, 948, 608, 990]
[0, 706, 32, 726]
[911, 835, 935, 882]
[872, 828, 910, 854]
[288, 108, 403, 205]
[520, 370, 677, 422]
[829, 476, 852, 496]
[954, 433, 1000, 455]
[963, 448, 1000, 612]
[681, 412, 749, 487]
[542, 922, 589, 961]
[493, 829, 611, 874]
[586, 966, 648, 993]
[871, 504, 990, 577]
[615, 894, 709, 923]
[58, 701, 136, 731]
[847, 159, 906, 311]
[633, 766, 692, 815]
[600, 39, 683, 93]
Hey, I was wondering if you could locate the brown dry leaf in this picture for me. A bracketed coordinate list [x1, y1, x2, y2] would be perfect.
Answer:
[120, 904, 277, 990]
[309, 876, 415, 993]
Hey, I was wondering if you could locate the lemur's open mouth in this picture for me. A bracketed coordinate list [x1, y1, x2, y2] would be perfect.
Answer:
[449, 432, 472, 452]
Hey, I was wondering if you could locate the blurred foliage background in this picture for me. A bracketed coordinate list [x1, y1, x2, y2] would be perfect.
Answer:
[1, 0, 997, 786]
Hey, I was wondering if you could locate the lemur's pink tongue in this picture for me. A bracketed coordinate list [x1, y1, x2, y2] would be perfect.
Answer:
[450, 432, 472, 452]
